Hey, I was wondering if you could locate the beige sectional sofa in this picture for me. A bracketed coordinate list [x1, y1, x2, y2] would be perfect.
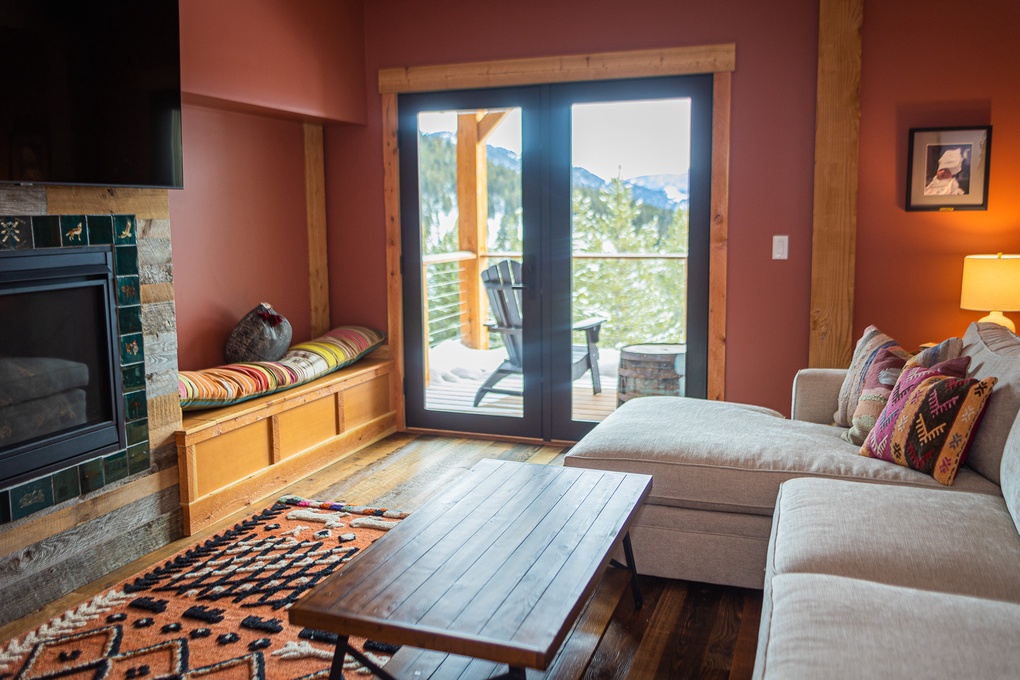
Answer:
[565, 322, 1020, 677]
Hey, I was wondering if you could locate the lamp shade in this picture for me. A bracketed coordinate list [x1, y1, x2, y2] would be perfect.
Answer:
[960, 253, 1020, 312]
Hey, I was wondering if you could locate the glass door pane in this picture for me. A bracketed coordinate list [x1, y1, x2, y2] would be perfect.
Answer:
[567, 98, 693, 423]
[399, 86, 542, 439]
[417, 108, 524, 417]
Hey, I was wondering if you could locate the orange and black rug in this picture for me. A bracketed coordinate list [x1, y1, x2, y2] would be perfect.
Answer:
[0, 496, 408, 679]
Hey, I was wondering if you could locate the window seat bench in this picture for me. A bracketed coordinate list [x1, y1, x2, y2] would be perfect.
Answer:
[174, 355, 396, 535]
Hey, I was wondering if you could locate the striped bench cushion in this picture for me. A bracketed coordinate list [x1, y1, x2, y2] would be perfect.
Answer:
[178, 326, 385, 410]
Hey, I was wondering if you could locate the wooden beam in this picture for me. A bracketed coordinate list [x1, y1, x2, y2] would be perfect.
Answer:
[709, 72, 732, 401]
[476, 110, 511, 143]
[379, 44, 736, 94]
[809, 0, 863, 368]
[46, 187, 169, 220]
[304, 124, 331, 337]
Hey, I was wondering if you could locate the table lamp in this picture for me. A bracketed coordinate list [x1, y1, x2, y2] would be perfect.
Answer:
[960, 253, 1020, 333]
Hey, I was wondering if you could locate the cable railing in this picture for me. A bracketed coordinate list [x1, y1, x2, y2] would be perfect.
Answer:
[421, 250, 688, 350]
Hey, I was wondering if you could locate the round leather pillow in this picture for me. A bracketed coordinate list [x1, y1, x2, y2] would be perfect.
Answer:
[224, 302, 292, 363]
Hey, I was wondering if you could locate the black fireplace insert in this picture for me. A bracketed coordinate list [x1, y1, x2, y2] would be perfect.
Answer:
[0, 247, 125, 487]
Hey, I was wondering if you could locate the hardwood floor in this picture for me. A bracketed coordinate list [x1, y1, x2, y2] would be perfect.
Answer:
[0, 433, 761, 679]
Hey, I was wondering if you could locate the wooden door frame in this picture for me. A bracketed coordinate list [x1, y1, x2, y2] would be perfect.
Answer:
[379, 44, 736, 429]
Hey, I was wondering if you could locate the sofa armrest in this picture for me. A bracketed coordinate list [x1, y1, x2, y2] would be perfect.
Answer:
[791, 368, 847, 424]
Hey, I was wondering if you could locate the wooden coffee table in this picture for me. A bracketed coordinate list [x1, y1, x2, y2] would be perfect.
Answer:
[288, 458, 652, 679]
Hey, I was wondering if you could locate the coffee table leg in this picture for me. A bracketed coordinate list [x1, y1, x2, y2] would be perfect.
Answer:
[329, 636, 398, 680]
[328, 637, 348, 680]
[491, 667, 527, 679]
[622, 533, 643, 610]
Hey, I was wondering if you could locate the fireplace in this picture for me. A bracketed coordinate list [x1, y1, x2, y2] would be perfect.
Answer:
[0, 247, 126, 487]
[0, 213, 151, 524]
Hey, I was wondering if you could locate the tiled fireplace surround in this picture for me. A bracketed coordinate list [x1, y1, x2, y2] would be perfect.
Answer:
[0, 214, 152, 523]
[0, 188, 182, 624]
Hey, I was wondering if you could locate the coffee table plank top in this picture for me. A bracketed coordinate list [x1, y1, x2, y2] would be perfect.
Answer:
[289, 459, 651, 671]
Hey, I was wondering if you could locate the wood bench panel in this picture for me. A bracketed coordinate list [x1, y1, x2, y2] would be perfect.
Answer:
[344, 374, 391, 429]
[176, 356, 396, 535]
[278, 394, 342, 459]
[193, 421, 273, 498]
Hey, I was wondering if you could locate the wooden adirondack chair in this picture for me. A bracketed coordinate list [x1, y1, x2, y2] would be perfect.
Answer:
[474, 260, 605, 407]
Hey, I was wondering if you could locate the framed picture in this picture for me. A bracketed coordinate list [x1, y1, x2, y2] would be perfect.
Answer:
[906, 126, 991, 211]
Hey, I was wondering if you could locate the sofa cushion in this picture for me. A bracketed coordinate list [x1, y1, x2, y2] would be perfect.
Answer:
[755, 573, 1020, 680]
[564, 397, 1001, 517]
[768, 478, 1020, 603]
[1001, 411, 1020, 536]
[859, 356, 996, 486]
[961, 321, 1020, 485]
[833, 325, 897, 427]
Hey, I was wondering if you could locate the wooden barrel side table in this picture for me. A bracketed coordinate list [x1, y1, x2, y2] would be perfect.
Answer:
[617, 343, 686, 406]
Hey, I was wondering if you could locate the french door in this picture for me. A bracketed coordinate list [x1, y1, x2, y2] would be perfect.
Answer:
[400, 76, 712, 441]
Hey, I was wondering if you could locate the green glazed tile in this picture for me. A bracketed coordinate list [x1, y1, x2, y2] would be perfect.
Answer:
[86, 215, 115, 245]
[79, 459, 105, 494]
[126, 418, 149, 446]
[0, 490, 10, 524]
[32, 216, 61, 247]
[117, 276, 140, 306]
[122, 364, 146, 391]
[120, 333, 144, 366]
[59, 215, 88, 246]
[119, 305, 143, 335]
[113, 215, 137, 244]
[52, 467, 81, 503]
[127, 443, 151, 475]
[0, 216, 32, 250]
[115, 245, 138, 276]
[104, 451, 128, 484]
[125, 391, 148, 421]
[10, 477, 54, 520]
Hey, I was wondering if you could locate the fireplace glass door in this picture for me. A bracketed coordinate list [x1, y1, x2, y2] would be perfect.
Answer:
[0, 248, 125, 487]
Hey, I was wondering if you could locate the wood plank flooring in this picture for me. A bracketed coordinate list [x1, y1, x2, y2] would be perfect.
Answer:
[0, 433, 761, 679]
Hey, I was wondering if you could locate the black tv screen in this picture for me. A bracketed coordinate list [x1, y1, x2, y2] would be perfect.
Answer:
[0, 1, 183, 189]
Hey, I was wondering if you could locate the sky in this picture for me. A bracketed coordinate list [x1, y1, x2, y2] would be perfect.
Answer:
[417, 97, 691, 181]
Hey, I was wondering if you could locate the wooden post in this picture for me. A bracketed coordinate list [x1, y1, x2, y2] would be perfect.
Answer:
[809, 0, 862, 368]
[457, 112, 488, 349]
[456, 111, 509, 350]
[304, 124, 331, 337]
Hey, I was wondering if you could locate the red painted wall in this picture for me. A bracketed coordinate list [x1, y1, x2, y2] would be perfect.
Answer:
[171, 0, 368, 370]
[179, 0, 366, 123]
[856, 0, 1020, 350]
[169, 105, 310, 370]
[326, 0, 820, 414]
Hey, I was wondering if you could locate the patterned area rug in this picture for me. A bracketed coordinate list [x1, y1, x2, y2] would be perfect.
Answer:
[0, 496, 408, 679]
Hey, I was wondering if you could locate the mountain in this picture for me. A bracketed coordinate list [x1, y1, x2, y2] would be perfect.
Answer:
[627, 173, 689, 204]
[421, 132, 687, 212]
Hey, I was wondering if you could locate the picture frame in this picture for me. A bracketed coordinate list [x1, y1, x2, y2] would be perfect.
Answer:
[906, 126, 991, 211]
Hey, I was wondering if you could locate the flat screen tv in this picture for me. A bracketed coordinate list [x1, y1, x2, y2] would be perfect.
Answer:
[0, 1, 183, 189]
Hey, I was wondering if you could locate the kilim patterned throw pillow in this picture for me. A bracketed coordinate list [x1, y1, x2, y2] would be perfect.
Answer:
[860, 356, 997, 486]
[843, 336, 966, 445]
[834, 326, 898, 427]
[843, 344, 911, 445]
